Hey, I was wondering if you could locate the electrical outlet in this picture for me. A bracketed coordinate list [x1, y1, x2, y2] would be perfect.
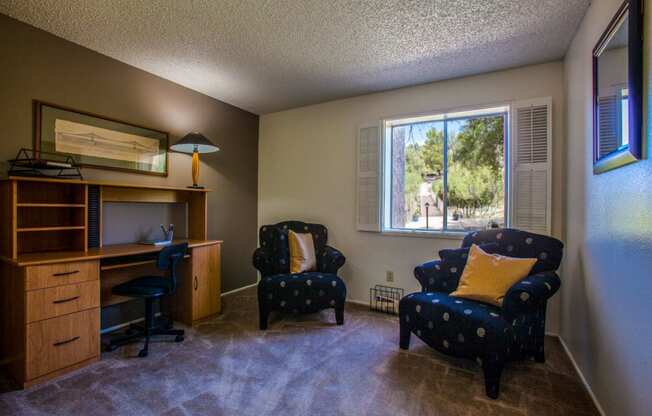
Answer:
[386, 270, 394, 283]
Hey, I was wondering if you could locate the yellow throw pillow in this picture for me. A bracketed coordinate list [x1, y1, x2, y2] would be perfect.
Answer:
[450, 244, 537, 307]
[288, 230, 317, 273]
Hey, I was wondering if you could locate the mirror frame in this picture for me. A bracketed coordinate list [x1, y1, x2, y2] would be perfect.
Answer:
[592, 0, 644, 174]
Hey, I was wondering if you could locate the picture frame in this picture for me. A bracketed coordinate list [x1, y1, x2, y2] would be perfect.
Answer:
[34, 100, 169, 176]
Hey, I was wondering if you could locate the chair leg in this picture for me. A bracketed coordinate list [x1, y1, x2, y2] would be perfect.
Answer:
[482, 360, 504, 399]
[335, 306, 344, 325]
[139, 298, 154, 358]
[535, 344, 546, 363]
[259, 303, 269, 330]
[535, 305, 547, 363]
[399, 321, 411, 350]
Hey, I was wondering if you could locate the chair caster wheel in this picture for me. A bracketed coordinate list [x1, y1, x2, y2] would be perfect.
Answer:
[175, 335, 184, 343]
[138, 349, 148, 358]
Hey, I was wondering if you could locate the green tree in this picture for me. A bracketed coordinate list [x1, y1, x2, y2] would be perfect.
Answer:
[421, 128, 445, 175]
[402, 117, 505, 222]
[432, 117, 505, 218]
[442, 165, 503, 217]
[451, 117, 504, 173]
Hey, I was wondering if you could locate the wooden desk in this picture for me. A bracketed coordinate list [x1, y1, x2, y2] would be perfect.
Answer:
[0, 178, 222, 388]
[0, 239, 222, 388]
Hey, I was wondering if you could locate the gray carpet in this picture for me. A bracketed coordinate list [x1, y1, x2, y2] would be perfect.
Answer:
[0, 287, 598, 415]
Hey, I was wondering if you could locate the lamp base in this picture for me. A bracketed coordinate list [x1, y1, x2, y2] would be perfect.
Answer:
[187, 184, 205, 189]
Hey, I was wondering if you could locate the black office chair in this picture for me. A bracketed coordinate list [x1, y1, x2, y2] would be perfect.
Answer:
[106, 242, 188, 357]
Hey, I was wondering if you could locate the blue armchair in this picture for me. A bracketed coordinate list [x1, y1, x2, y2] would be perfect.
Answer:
[253, 221, 347, 330]
[399, 228, 563, 399]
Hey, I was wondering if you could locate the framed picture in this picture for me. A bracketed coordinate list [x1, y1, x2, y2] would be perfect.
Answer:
[34, 101, 169, 176]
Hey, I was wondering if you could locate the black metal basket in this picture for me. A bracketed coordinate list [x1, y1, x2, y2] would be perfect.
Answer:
[7, 148, 82, 179]
[369, 284, 404, 315]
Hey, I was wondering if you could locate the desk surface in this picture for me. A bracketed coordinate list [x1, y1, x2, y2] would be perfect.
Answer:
[1, 239, 222, 267]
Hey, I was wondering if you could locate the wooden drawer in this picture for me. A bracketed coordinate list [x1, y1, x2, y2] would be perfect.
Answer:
[26, 280, 100, 323]
[25, 261, 99, 291]
[26, 308, 99, 380]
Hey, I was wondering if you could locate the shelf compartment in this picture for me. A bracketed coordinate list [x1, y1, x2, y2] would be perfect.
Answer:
[18, 228, 86, 254]
[18, 206, 85, 229]
[17, 181, 85, 205]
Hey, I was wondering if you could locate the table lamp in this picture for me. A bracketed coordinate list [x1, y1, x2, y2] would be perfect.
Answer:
[170, 132, 219, 188]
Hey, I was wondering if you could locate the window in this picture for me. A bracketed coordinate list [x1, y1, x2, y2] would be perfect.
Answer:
[356, 98, 551, 236]
[382, 106, 509, 234]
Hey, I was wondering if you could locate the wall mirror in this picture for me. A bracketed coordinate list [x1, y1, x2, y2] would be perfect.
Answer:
[593, 0, 643, 174]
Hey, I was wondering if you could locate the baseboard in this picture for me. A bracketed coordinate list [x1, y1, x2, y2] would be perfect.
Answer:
[547, 333, 606, 416]
[221, 282, 257, 297]
[346, 298, 369, 307]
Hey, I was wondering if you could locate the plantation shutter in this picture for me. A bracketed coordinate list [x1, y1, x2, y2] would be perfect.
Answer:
[510, 98, 552, 235]
[597, 95, 619, 157]
[356, 124, 381, 231]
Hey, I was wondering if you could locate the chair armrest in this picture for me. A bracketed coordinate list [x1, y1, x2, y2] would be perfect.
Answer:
[253, 247, 275, 277]
[318, 245, 346, 274]
[414, 260, 456, 293]
[503, 271, 561, 316]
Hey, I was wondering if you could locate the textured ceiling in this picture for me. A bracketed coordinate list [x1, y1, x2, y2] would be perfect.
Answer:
[0, 0, 590, 114]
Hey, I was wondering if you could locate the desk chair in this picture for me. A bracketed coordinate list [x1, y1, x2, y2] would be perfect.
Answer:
[106, 242, 188, 357]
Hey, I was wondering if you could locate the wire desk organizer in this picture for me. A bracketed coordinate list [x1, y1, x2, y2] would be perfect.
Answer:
[8, 148, 83, 179]
[369, 284, 404, 315]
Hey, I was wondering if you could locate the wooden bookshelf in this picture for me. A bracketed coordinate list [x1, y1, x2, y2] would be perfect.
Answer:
[0, 177, 209, 259]
[0, 178, 87, 257]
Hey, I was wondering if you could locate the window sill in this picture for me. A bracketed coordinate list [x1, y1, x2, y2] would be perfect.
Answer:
[380, 229, 466, 240]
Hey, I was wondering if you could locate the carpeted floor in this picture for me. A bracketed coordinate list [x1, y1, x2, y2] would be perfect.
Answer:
[0, 287, 598, 416]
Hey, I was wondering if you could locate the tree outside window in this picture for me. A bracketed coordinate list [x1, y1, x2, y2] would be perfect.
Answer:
[388, 109, 506, 232]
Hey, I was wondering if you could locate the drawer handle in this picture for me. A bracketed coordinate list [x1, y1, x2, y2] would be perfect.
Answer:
[53, 336, 80, 347]
[53, 296, 79, 304]
[52, 270, 80, 277]
[194, 276, 198, 290]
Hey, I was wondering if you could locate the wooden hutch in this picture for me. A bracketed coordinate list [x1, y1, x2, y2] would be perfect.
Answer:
[0, 176, 222, 388]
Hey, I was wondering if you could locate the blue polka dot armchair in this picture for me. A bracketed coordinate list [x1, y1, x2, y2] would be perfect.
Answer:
[253, 221, 347, 330]
[399, 228, 563, 399]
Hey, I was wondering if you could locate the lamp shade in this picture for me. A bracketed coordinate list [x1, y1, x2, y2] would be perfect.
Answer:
[170, 132, 219, 154]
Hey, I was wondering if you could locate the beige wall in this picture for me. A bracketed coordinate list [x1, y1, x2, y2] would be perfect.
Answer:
[563, 1, 652, 415]
[259, 62, 565, 333]
[0, 14, 259, 292]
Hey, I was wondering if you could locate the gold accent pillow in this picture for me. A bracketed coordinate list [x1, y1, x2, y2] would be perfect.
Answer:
[288, 230, 317, 273]
[450, 244, 537, 307]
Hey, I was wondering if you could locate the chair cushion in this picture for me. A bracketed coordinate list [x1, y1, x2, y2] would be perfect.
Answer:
[258, 272, 346, 313]
[289, 230, 317, 273]
[112, 276, 172, 298]
[450, 244, 536, 306]
[399, 292, 513, 360]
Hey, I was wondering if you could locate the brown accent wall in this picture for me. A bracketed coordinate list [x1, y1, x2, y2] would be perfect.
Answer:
[0, 14, 259, 293]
